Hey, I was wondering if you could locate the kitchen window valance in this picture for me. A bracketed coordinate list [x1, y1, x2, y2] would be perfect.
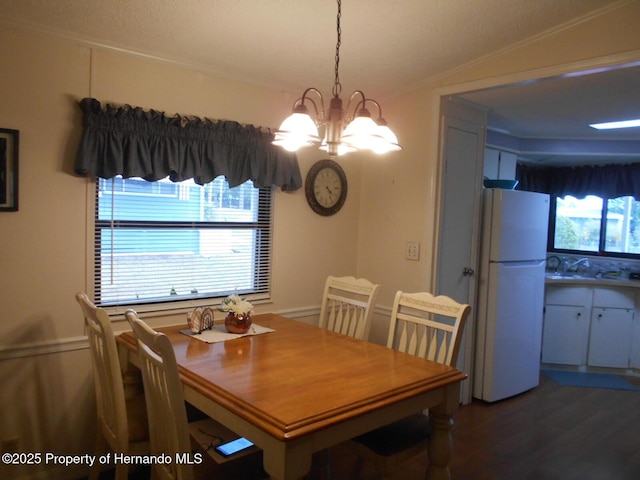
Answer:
[517, 162, 640, 200]
[74, 98, 302, 191]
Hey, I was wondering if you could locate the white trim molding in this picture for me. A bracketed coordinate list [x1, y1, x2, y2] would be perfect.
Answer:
[0, 336, 88, 361]
[0, 305, 392, 361]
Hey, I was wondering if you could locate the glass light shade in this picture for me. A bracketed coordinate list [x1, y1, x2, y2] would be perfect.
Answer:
[372, 124, 402, 154]
[272, 133, 314, 152]
[340, 114, 380, 150]
[272, 112, 320, 152]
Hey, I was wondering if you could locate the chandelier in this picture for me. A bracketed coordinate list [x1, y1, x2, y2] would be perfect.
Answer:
[272, 0, 401, 159]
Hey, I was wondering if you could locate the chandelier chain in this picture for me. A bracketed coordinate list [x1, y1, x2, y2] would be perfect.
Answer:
[333, 0, 342, 98]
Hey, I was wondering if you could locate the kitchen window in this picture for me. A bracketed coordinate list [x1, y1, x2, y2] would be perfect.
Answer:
[94, 176, 272, 308]
[550, 194, 640, 256]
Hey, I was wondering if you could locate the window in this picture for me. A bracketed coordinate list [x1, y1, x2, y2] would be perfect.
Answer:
[94, 176, 272, 308]
[550, 194, 640, 256]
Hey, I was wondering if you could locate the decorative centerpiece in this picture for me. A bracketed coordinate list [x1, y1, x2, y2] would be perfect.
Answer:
[218, 294, 254, 334]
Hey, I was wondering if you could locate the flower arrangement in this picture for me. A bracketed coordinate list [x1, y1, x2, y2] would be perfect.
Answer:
[218, 294, 254, 316]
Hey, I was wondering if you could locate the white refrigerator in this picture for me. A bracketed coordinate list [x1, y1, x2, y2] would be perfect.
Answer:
[473, 188, 550, 402]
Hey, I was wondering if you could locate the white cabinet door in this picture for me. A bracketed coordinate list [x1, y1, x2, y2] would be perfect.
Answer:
[498, 151, 517, 180]
[588, 307, 633, 368]
[631, 314, 640, 369]
[542, 305, 589, 365]
[483, 149, 517, 180]
[483, 148, 499, 179]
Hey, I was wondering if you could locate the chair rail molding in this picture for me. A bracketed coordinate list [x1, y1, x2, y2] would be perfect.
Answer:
[0, 335, 88, 361]
[0, 305, 393, 361]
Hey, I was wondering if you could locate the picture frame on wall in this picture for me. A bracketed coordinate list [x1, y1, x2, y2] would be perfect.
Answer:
[0, 128, 19, 211]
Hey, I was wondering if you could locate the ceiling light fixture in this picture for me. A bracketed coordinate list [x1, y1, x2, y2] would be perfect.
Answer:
[590, 118, 640, 130]
[272, 0, 401, 159]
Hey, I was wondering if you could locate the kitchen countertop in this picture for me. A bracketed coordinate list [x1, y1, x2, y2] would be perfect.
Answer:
[545, 274, 640, 288]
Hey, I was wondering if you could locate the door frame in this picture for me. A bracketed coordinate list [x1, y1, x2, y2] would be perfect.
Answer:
[432, 101, 486, 405]
[430, 52, 640, 404]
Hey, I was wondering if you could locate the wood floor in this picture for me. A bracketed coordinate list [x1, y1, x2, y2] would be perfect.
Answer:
[323, 371, 640, 480]
[446, 372, 640, 480]
[85, 371, 640, 480]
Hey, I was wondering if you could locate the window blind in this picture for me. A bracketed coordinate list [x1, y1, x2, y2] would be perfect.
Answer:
[94, 176, 272, 308]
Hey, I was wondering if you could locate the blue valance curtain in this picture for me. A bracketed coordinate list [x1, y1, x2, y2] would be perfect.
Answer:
[517, 162, 640, 200]
[74, 98, 302, 191]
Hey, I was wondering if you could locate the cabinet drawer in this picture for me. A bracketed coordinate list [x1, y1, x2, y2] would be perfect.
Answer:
[545, 286, 591, 306]
[592, 287, 635, 309]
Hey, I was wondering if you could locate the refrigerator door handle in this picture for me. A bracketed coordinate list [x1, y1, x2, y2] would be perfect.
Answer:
[462, 267, 475, 276]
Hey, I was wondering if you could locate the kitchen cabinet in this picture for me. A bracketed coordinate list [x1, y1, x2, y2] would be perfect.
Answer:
[543, 284, 638, 368]
[542, 286, 591, 365]
[542, 305, 589, 365]
[587, 287, 634, 368]
[631, 314, 640, 369]
[484, 148, 517, 180]
[588, 307, 633, 367]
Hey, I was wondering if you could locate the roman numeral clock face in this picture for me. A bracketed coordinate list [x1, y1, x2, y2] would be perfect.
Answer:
[304, 159, 348, 216]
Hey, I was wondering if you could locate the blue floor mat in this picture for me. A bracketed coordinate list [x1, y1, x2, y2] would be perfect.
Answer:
[542, 369, 639, 391]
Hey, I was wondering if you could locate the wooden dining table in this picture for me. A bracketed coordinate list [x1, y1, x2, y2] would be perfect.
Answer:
[116, 313, 466, 480]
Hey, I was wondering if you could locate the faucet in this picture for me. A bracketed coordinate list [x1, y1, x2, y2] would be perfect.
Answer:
[567, 258, 590, 275]
[567, 258, 590, 269]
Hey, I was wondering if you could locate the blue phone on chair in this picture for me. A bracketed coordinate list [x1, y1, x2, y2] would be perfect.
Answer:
[214, 437, 254, 457]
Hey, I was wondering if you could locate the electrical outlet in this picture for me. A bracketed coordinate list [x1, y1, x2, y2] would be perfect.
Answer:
[405, 242, 420, 261]
[1, 438, 19, 453]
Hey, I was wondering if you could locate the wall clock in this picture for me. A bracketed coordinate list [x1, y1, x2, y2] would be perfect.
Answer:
[305, 159, 348, 216]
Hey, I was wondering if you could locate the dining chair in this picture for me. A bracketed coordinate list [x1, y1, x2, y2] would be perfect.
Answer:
[318, 275, 381, 340]
[75, 292, 149, 480]
[125, 309, 266, 480]
[350, 290, 471, 479]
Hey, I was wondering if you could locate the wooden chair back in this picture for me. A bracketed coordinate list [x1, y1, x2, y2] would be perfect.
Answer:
[387, 291, 471, 367]
[350, 291, 471, 478]
[76, 293, 129, 451]
[76, 292, 148, 480]
[125, 310, 194, 480]
[319, 275, 381, 340]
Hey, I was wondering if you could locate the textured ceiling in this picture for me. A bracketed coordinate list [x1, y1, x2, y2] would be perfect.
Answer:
[0, 0, 620, 98]
[0, 0, 638, 165]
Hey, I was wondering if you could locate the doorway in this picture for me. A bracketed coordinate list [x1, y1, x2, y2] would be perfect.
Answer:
[433, 57, 640, 404]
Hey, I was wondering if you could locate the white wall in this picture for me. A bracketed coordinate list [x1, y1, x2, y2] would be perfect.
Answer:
[1, 1, 639, 478]
[0, 26, 361, 480]
[360, 0, 640, 343]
